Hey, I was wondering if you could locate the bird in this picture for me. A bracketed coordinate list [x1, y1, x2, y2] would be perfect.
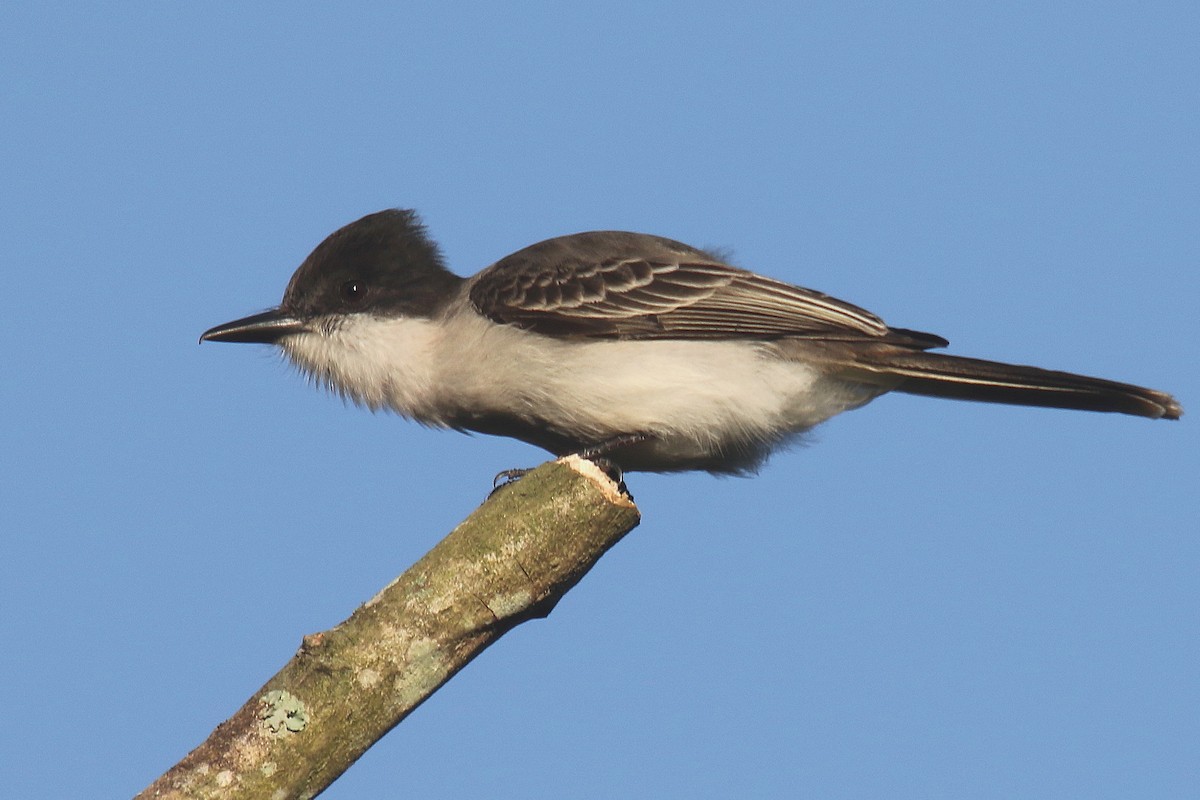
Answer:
[201, 209, 1181, 475]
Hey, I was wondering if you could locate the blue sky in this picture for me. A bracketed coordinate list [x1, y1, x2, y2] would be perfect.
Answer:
[3, 3, 1197, 798]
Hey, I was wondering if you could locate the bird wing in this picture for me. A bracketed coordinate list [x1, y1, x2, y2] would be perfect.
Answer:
[468, 231, 938, 343]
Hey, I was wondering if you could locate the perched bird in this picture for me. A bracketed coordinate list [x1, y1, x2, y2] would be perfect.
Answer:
[202, 210, 1181, 474]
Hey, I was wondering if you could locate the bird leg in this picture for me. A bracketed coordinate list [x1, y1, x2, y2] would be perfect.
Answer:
[491, 433, 651, 494]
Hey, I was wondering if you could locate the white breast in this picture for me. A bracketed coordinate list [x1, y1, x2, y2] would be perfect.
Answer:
[280, 309, 885, 469]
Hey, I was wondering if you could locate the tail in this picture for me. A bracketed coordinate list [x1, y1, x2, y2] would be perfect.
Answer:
[850, 349, 1182, 420]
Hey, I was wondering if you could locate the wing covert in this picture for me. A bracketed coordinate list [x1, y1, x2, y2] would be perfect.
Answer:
[469, 231, 895, 341]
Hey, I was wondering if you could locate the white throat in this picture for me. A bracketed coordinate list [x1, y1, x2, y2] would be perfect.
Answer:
[280, 315, 445, 420]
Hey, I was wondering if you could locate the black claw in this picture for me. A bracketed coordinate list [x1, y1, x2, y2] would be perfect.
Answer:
[490, 467, 532, 496]
[489, 433, 649, 499]
[587, 457, 634, 501]
[587, 456, 624, 483]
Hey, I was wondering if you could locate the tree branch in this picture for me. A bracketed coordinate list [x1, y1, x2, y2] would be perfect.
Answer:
[137, 456, 641, 799]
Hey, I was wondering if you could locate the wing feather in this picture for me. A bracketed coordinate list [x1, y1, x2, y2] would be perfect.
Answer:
[468, 231, 909, 342]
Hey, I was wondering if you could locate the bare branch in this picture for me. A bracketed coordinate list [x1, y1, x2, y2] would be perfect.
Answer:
[138, 457, 640, 799]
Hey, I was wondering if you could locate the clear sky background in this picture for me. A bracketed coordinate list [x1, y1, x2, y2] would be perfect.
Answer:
[3, 4, 1197, 798]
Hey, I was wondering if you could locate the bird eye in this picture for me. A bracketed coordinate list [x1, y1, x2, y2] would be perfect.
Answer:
[340, 280, 367, 304]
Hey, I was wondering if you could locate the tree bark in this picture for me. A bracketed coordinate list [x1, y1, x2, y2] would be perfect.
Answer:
[137, 456, 640, 800]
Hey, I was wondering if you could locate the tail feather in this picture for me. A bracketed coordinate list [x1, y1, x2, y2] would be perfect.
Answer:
[852, 350, 1182, 420]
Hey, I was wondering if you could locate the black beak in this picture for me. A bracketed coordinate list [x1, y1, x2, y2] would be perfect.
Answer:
[200, 309, 306, 344]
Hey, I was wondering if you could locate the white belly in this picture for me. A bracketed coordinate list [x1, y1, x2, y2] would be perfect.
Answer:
[281, 310, 885, 473]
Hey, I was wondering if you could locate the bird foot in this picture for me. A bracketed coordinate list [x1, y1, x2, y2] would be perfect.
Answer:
[489, 433, 649, 497]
